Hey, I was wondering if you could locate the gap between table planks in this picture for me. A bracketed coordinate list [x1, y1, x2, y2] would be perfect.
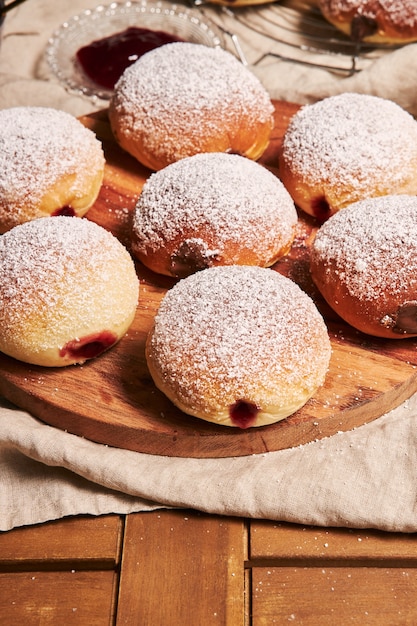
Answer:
[0, 100, 416, 458]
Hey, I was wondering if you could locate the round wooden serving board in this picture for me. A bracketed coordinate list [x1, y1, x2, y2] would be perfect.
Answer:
[0, 100, 417, 458]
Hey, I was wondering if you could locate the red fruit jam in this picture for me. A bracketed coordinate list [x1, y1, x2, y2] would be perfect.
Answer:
[351, 15, 378, 42]
[60, 331, 117, 361]
[52, 206, 76, 217]
[76, 26, 185, 90]
[311, 196, 331, 223]
[230, 400, 259, 429]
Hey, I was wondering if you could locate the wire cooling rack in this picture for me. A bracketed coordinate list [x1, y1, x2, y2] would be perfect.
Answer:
[195, 0, 403, 75]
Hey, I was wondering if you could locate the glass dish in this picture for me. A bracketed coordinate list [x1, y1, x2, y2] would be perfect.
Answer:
[45, 0, 225, 101]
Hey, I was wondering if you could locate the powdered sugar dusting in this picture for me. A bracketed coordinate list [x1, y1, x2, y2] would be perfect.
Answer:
[0, 216, 139, 358]
[320, 0, 417, 28]
[133, 152, 297, 260]
[149, 266, 331, 415]
[281, 93, 417, 198]
[110, 42, 274, 165]
[311, 195, 417, 302]
[0, 107, 104, 221]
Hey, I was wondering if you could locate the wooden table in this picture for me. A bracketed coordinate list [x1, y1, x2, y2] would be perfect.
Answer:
[1, 511, 417, 624]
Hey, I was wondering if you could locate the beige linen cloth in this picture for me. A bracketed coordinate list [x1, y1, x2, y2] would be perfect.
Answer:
[1, 0, 417, 532]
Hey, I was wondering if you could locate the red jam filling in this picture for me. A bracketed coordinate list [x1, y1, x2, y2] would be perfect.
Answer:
[230, 400, 259, 429]
[76, 26, 185, 90]
[351, 15, 378, 42]
[60, 331, 117, 361]
[311, 196, 331, 223]
[52, 206, 76, 217]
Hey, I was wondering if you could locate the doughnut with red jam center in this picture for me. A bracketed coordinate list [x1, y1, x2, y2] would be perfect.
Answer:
[310, 195, 417, 338]
[318, 0, 417, 44]
[0, 106, 105, 234]
[0, 216, 139, 366]
[131, 152, 298, 277]
[146, 265, 331, 428]
[278, 93, 417, 220]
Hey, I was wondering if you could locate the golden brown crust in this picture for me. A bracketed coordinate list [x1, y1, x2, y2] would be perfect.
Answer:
[0, 217, 139, 367]
[109, 42, 274, 172]
[0, 107, 105, 234]
[278, 93, 417, 221]
[146, 266, 331, 428]
[318, 0, 417, 43]
[131, 153, 298, 278]
[310, 195, 417, 338]
[207, 0, 275, 6]
[133, 234, 295, 278]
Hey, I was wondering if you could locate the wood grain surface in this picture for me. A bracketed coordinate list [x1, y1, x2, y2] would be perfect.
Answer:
[0, 100, 416, 458]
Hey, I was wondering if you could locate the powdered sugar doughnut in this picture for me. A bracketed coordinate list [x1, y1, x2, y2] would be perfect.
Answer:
[131, 152, 298, 277]
[318, 0, 417, 43]
[208, 0, 276, 5]
[0, 107, 105, 234]
[0, 217, 139, 367]
[146, 266, 331, 428]
[109, 42, 274, 171]
[310, 195, 417, 338]
[278, 93, 417, 221]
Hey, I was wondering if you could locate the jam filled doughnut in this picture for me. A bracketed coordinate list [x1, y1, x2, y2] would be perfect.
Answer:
[318, 0, 417, 43]
[131, 152, 298, 278]
[146, 265, 331, 428]
[278, 93, 417, 222]
[0, 107, 105, 234]
[0, 216, 139, 367]
[109, 42, 274, 171]
[207, 0, 276, 6]
[310, 195, 417, 338]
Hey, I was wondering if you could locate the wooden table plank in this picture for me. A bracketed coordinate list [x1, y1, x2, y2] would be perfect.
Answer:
[3, 513, 417, 624]
[251, 566, 417, 625]
[116, 510, 247, 625]
[0, 570, 118, 625]
[249, 521, 417, 565]
[0, 515, 123, 571]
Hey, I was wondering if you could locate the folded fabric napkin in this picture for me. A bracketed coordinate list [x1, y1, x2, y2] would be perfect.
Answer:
[1, 395, 417, 532]
[1, 0, 417, 532]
